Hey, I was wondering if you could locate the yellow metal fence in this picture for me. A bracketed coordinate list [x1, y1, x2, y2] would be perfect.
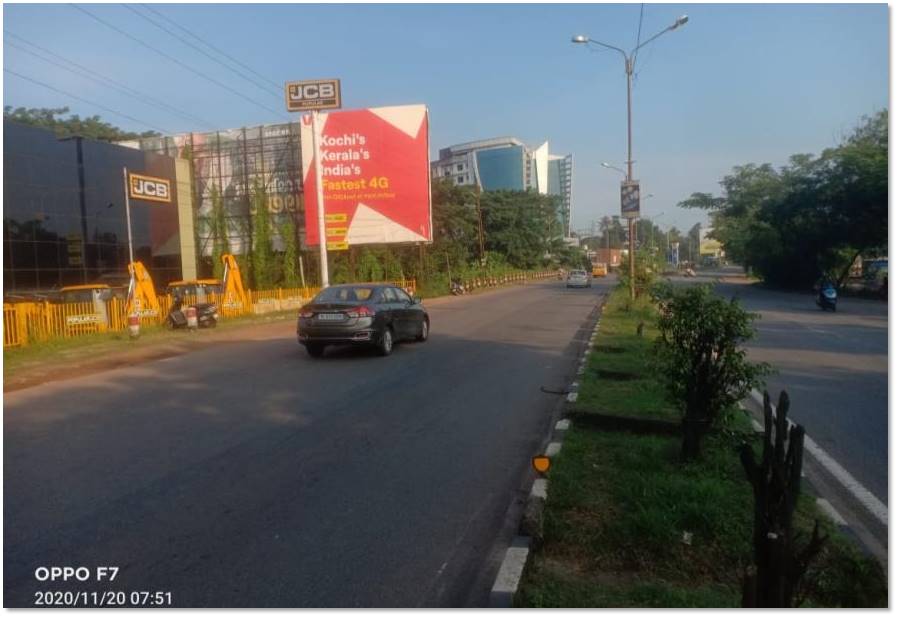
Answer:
[3, 274, 559, 349]
[3, 279, 418, 348]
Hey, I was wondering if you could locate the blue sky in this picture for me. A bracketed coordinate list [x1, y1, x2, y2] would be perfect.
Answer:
[3, 3, 889, 234]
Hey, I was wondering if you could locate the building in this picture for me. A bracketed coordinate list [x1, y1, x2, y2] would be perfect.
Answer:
[430, 137, 574, 236]
[3, 120, 193, 293]
[120, 123, 303, 263]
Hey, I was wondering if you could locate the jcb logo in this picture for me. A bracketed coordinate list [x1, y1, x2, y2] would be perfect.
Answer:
[285, 79, 341, 112]
[129, 173, 171, 203]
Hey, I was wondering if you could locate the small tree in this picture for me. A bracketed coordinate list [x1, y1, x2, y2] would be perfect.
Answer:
[250, 181, 275, 289]
[653, 283, 771, 460]
[280, 217, 301, 288]
[209, 185, 229, 280]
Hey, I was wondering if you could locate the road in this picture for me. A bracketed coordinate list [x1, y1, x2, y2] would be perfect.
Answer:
[708, 269, 888, 507]
[4, 278, 611, 608]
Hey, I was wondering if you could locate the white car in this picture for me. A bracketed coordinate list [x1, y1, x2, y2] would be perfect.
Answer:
[566, 270, 592, 288]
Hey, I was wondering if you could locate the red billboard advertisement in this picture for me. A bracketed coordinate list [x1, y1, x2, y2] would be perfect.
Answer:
[301, 104, 431, 248]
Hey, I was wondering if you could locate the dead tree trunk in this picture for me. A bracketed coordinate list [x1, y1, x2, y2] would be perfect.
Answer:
[739, 390, 827, 607]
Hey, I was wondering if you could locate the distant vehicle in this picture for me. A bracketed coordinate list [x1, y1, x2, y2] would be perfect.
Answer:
[566, 270, 591, 288]
[166, 279, 222, 304]
[816, 280, 838, 311]
[297, 284, 429, 358]
[591, 263, 608, 277]
[864, 258, 888, 295]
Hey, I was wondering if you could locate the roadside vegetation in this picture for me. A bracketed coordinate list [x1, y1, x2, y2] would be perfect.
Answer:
[678, 110, 887, 290]
[517, 283, 886, 608]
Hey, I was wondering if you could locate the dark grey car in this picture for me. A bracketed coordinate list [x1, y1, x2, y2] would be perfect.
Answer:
[296, 284, 430, 358]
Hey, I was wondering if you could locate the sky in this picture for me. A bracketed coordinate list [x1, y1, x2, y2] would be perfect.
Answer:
[2, 2, 889, 235]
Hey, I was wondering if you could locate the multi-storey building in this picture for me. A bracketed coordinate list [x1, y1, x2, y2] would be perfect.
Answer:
[430, 137, 574, 236]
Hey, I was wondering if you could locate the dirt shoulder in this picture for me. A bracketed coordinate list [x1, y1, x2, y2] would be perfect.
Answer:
[3, 313, 296, 393]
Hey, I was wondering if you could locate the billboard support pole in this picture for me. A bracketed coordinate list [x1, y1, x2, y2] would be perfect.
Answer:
[311, 110, 329, 287]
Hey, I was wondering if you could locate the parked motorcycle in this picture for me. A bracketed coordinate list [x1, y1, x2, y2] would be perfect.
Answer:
[168, 295, 219, 328]
[815, 282, 838, 311]
[450, 280, 467, 296]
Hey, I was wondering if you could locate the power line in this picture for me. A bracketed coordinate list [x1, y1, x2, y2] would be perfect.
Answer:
[139, 4, 282, 92]
[4, 68, 172, 134]
[70, 4, 289, 120]
[121, 4, 282, 99]
[4, 33, 217, 130]
[632, 3, 645, 67]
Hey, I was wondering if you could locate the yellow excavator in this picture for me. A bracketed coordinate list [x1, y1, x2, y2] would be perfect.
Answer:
[126, 261, 161, 318]
[219, 253, 249, 315]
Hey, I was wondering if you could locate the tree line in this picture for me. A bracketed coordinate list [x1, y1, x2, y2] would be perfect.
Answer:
[678, 110, 887, 289]
[201, 177, 587, 293]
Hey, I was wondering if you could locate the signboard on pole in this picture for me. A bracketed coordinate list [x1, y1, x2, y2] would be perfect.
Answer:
[620, 180, 640, 219]
[301, 104, 432, 248]
[128, 172, 171, 203]
[285, 79, 342, 112]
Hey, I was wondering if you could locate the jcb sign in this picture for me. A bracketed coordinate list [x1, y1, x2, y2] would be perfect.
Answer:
[285, 79, 342, 112]
[128, 173, 171, 203]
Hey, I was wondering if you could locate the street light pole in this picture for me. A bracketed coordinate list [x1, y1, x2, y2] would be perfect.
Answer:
[574, 14, 688, 300]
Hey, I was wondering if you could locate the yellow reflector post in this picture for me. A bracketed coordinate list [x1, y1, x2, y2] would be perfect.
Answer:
[532, 455, 551, 474]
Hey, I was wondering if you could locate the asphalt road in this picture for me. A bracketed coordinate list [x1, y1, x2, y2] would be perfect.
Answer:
[4, 278, 611, 608]
[708, 269, 888, 507]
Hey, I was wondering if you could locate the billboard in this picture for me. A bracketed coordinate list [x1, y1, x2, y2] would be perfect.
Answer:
[301, 104, 431, 248]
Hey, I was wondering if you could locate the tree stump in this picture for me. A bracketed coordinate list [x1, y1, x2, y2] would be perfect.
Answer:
[739, 390, 827, 607]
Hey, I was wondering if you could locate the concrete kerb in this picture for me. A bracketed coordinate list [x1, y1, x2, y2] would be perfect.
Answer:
[489, 293, 609, 607]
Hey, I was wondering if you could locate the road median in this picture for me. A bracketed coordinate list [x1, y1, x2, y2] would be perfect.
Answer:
[513, 286, 887, 608]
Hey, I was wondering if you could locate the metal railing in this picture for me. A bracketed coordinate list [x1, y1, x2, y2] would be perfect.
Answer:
[2, 279, 418, 349]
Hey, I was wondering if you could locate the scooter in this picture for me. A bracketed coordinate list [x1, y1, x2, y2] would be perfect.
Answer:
[168, 296, 219, 328]
[450, 280, 467, 296]
[815, 284, 838, 311]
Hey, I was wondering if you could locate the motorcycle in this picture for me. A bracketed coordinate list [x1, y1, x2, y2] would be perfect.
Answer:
[450, 280, 467, 296]
[168, 296, 219, 328]
[815, 283, 838, 311]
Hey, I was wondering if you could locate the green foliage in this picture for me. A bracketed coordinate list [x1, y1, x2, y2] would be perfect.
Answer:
[679, 110, 887, 288]
[653, 283, 771, 459]
[3, 106, 159, 142]
[250, 181, 275, 289]
[280, 216, 301, 288]
[617, 248, 658, 297]
[209, 185, 228, 280]
[481, 189, 566, 269]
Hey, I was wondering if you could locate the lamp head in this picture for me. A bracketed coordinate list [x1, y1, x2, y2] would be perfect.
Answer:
[571, 35, 589, 44]
[672, 15, 689, 29]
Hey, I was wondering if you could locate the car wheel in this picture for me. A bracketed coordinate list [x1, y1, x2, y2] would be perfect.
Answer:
[306, 343, 325, 358]
[416, 318, 429, 342]
[377, 327, 394, 356]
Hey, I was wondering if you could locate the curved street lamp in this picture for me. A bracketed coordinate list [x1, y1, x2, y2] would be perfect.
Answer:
[573, 15, 688, 299]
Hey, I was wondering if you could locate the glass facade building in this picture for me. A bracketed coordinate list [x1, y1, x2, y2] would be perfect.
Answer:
[431, 137, 574, 236]
[475, 145, 525, 191]
[4, 120, 184, 293]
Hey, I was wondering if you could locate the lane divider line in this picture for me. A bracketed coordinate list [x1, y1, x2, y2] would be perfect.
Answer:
[749, 389, 887, 526]
[545, 442, 562, 458]
[816, 497, 848, 526]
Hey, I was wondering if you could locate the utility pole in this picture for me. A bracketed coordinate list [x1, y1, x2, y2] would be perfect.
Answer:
[475, 183, 486, 266]
[572, 15, 688, 300]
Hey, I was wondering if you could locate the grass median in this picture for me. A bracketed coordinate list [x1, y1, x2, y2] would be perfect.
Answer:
[516, 285, 886, 608]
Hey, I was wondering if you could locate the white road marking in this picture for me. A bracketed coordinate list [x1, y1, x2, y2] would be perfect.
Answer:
[750, 389, 887, 526]
[566, 392, 578, 403]
[545, 442, 562, 457]
[569, 381, 579, 391]
[816, 498, 848, 526]
[555, 419, 571, 431]
[531, 479, 548, 500]
[491, 545, 530, 594]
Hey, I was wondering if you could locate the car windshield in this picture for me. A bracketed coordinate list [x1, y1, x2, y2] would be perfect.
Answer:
[313, 286, 375, 304]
